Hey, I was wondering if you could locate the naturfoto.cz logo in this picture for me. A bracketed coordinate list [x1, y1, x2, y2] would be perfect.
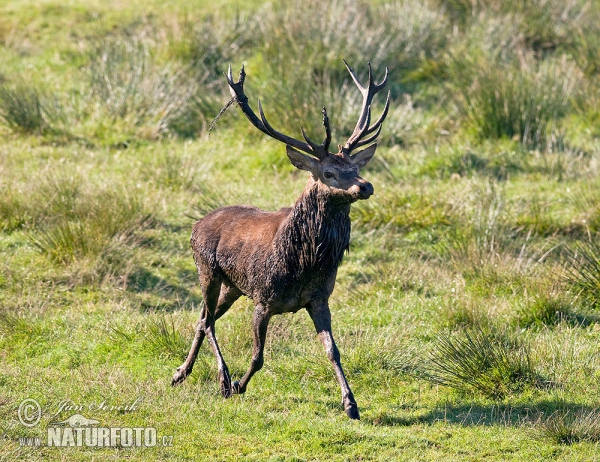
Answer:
[17, 398, 174, 449]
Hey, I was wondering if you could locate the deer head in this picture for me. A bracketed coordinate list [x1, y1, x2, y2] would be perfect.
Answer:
[226, 60, 390, 203]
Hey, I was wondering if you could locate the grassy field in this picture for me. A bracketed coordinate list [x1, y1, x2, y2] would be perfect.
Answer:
[1, 0, 600, 460]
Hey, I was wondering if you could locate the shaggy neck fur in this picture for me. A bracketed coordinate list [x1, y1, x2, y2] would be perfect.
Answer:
[275, 178, 351, 274]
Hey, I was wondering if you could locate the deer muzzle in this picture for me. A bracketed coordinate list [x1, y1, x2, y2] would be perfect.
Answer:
[350, 179, 374, 200]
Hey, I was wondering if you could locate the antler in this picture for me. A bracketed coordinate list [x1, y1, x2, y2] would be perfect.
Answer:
[226, 65, 331, 160]
[340, 60, 390, 156]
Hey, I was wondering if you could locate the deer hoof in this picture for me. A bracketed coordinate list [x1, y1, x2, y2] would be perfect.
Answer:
[219, 370, 233, 398]
[221, 385, 232, 398]
[345, 403, 360, 420]
[171, 367, 189, 386]
[232, 381, 246, 394]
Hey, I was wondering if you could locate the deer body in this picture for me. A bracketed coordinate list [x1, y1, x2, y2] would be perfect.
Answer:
[192, 178, 351, 313]
[172, 62, 389, 419]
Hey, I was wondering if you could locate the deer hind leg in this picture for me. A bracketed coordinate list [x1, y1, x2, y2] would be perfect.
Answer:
[307, 301, 359, 420]
[172, 281, 242, 387]
[202, 278, 238, 398]
[232, 304, 271, 395]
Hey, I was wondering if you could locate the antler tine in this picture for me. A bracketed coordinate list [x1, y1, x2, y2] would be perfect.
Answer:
[225, 64, 329, 160]
[301, 126, 321, 152]
[322, 107, 332, 152]
[341, 60, 390, 155]
[361, 90, 391, 138]
[354, 124, 382, 150]
[343, 59, 367, 95]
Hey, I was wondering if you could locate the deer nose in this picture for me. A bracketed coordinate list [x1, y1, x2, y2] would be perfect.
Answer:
[358, 181, 374, 199]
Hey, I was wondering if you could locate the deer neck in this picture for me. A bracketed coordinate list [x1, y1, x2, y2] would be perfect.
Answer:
[277, 177, 351, 272]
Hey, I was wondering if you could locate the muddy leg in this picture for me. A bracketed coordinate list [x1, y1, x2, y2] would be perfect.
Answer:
[204, 314, 232, 397]
[172, 283, 241, 386]
[232, 305, 271, 394]
[307, 301, 359, 420]
[171, 304, 208, 386]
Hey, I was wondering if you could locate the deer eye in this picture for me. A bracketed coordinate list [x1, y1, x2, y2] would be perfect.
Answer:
[324, 172, 334, 179]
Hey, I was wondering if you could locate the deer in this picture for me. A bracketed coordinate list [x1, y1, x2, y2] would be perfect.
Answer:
[171, 60, 390, 420]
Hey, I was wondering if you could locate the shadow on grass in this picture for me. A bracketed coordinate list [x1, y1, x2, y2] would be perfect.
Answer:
[366, 400, 598, 429]
[126, 266, 203, 311]
[517, 301, 600, 330]
[550, 310, 600, 328]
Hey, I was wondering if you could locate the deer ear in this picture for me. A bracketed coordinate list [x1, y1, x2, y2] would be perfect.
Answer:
[286, 146, 320, 173]
[349, 143, 377, 169]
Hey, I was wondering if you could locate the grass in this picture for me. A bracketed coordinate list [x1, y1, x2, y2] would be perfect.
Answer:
[422, 327, 541, 399]
[0, 83, 48, 134]
[565, 241, 600, 307]
[537, 408, 600, 445]
[1, 0, 600, 460]
[448, 52, 582, 148]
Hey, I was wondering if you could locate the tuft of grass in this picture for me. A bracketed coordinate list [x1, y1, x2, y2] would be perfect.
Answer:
[537, 408, 600, 445]
[515, 294, 583, 329]
[423, 327, 541, 399]
[0, 84, 48, 134]
[251, 0, 446, 138]
[187, 183, 228, 221]
[23, 180, 154, 283]
[435, 180, 530, 292]
[565, 241, 600, 308]
[438, 301, 490, 330]
[140, 146, 213, 191]
[170, 11, 259, 75]
[142, 314, 193, 361]
[88, 33, 216, 139]
[0, 187, 30, 232]
[450, 52, 582, 148]
[436, 0, 592, 55]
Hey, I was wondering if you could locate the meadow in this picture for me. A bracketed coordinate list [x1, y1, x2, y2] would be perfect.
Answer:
[1, 0, 600, 460]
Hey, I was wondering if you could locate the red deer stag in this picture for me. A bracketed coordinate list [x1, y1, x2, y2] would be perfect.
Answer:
[172, 61, 390, 420]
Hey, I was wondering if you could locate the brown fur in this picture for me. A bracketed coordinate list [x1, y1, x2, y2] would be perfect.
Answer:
[192, 178, 351, 311]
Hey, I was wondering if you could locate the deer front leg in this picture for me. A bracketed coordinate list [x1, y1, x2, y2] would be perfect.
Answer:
[232, 305, 271, 395]
[307, 302, 359, 420]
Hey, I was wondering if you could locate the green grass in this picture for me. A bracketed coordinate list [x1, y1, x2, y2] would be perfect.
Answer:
[422, 327, 542, 400]
[537, 408, 600, 445]
[1, 0, 600, 460]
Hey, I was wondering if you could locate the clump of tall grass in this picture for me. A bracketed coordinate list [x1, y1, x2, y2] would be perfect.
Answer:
[0, 173, 79, 233]
[0, 84, 53, 134]
[437, 0, 592, 55]
[565, 241, 600, 308]
[187, 184, 228, 221]
[436, 180, 533, 291]
[449, 52, 582, 148]
[139, 145, 213, 191]
[438, 301, 490, 330]
[301, 329, 419, 382]
[168, 11, 259, 75]
[88, 34, 221, 139]
[0, 187, 29, 232]
[142, 314, 193, 361]
[536, 408, 600, 445]
[423, 327, 540, 399]
[515, 294, 581, 329]
[379, 95, 427, 148]
[7, 173, 155, 282]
